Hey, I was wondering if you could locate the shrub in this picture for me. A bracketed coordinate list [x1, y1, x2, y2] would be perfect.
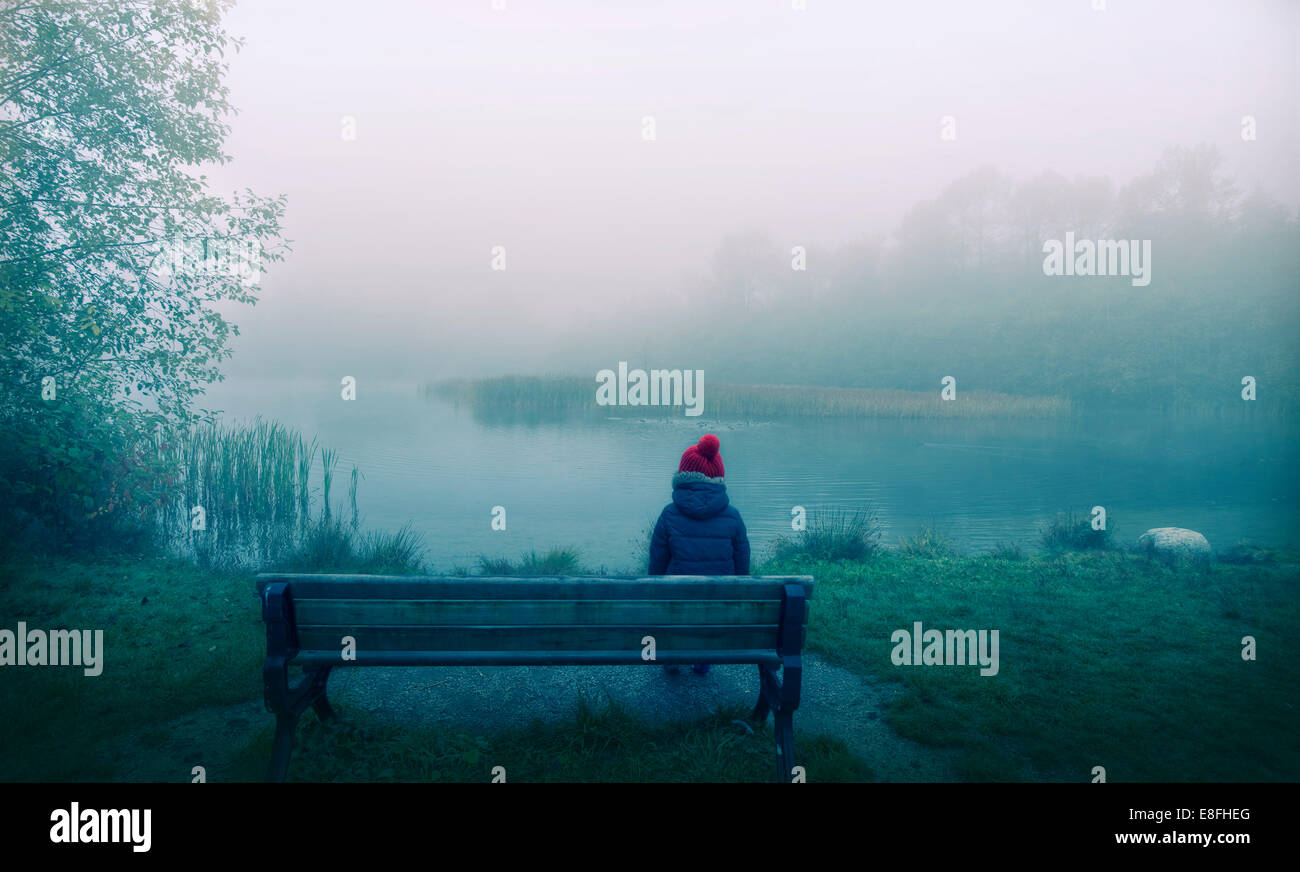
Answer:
[478, 547, 585, 577]
[0, 396, 169, 556]
[1216, 542, 1277, 566]
[290, 518, 355, 570]
[987, 541, 1025, 561]
[356, 523, 427, 574]
[897, 522, 957, 558]
[771, 508, 883, 562]
[269, 519, 427, 575]
[1039, 509, 1111, 552]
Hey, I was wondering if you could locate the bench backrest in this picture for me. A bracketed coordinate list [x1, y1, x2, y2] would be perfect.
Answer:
[257, 574, 813, 667]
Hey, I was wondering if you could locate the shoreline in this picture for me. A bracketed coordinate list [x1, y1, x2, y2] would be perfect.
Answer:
[426, 374, 1070, 420]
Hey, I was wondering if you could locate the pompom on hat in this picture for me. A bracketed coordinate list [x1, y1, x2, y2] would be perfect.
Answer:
[678, 433, 725, 479]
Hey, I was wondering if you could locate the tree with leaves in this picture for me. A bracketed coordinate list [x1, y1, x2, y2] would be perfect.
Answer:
[0, 0, 287, 548]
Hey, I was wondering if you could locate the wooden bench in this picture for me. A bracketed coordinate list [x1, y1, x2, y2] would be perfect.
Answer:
[257, 573, 813, 782]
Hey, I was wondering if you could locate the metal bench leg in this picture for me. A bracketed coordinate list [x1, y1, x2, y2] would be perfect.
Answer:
[750, 664, 772, 723]
[308, 667, 336, 723]
[269, 712, 297, 783]
[312, 694, 336, 723]
[774, 710, 796, 783]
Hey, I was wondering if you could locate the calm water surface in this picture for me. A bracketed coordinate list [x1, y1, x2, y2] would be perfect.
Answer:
[201, 378, 1300, 570]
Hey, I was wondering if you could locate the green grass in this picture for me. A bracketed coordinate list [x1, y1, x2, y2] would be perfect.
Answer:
[0, 554, 263, 780]
[986, 541, 1025, 561]
[4, 547, 1296, 782]
[0, 552, 862, 782]
[229, 698, 870, 783]
[764, 549, 1300, 781]
[427, 375, 1069, 420]
[1213, 541, 1282, 566]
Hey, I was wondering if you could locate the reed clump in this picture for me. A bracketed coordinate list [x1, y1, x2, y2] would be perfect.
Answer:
[151, 417, 423, 571]
[1039, 508, 1112, 553]
[897, 521, 959, 558]
[771, 508, 884, 562]
[477, 547, 586, 576]
[426, 375, 1069, 420]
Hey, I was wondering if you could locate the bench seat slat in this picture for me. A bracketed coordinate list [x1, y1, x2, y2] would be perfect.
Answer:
[291, 649, 783, 667]
[294, 624, 797, 652]
[291, 598, 786, 627]
[258, 575, 813, 602]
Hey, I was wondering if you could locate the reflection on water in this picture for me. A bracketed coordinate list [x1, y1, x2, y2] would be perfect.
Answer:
[200, 378, 1300, 571]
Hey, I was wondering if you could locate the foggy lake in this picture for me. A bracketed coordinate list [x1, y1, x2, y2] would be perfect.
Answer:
[202, 378, 1300, 571]
[9, 0, 1300, 795]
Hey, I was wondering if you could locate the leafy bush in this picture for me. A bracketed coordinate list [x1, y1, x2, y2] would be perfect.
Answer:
[0, 396, 171, 556]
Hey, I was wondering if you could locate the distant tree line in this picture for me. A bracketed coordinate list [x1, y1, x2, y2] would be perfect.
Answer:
[652, 144, 1298, 413]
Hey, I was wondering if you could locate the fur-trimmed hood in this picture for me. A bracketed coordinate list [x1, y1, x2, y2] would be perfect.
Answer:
[671, 471, 729, 520]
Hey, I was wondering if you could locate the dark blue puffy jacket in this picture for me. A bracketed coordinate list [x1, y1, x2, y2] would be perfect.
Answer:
[648, 473, 750, 575]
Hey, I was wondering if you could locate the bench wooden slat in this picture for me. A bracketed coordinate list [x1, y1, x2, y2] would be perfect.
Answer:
[291, 649, 783, 667]
[292, 598, 785, 627]
[294, 624, 796, 653]
[258, 574, 813, 602]
[259, 573, 813, 782]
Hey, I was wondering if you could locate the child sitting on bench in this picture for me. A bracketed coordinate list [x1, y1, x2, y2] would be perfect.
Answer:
[647, 433, 751, 675]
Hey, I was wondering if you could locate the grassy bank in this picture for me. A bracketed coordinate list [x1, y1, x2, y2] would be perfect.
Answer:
[0, 553, 864, 782]
[232, 699, 869, 783]
[0, 556, 263, 780]
[2, 547, 1295, 781]
[428, 375, 1069, 420]
[769, 549, 1300, 781]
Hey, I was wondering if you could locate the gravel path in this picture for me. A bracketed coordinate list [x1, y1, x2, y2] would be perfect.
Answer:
[330, 653, 959, 781]
[111, 655, 958, 781]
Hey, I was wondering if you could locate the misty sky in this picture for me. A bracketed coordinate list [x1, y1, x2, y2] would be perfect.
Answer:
[202, 0, 1299, 378]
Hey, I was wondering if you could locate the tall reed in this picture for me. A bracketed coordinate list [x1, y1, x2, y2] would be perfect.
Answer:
[152, 418, 331, 566]
[320, 447, 338, 523]
[349, 465, 361, 531]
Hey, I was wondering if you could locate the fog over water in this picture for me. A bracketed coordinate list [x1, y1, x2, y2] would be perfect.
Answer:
[184, 1, 1300, 560]
[198, 0, 1300, 380]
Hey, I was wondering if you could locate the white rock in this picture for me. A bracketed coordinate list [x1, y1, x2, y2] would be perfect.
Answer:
[1138, 527, 1211, 561]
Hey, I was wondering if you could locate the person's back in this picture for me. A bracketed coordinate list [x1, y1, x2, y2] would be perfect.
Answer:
[648, 434, 749, 576]
[648, 434, 750, 673]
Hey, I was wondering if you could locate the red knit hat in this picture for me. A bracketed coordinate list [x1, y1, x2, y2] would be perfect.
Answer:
[678, 434, 725, 478]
